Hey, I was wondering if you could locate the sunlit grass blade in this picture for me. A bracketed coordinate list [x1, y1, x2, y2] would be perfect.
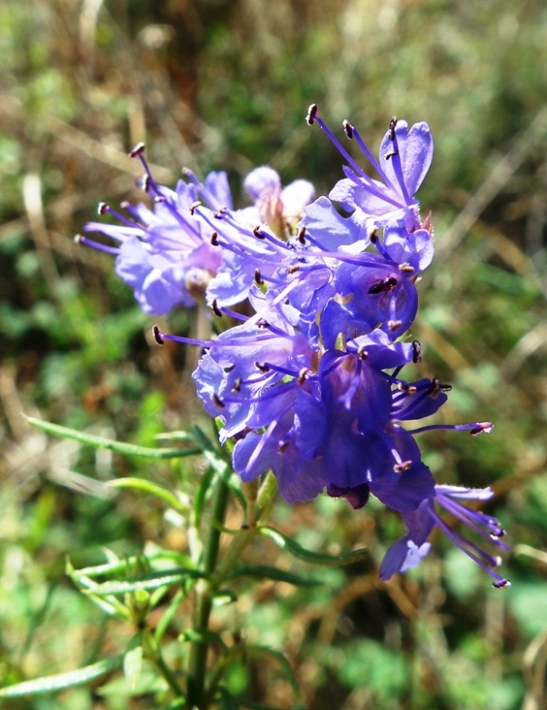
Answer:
[259, 526, 368, 566]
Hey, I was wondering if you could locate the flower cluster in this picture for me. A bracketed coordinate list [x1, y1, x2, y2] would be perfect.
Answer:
[83, 106, 509, 587]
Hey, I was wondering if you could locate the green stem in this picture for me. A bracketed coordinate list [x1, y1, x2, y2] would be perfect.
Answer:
[186, 474, 230, 709]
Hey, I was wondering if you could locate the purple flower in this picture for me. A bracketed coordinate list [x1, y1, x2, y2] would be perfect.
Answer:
[380, 485, 510, 588]
[242, 166, 315, 235]
[79, 146, 229, 315]
[306, 105, 434, 275]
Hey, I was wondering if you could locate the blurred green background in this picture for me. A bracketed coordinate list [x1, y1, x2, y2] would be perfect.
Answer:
[1, 0, 547, 708]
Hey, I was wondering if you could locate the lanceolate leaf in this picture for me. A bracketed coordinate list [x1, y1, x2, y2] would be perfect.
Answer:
[0, 657, 123, 697]
[26, 417, 201, 459]
[85, 568, 205, 596]
[227, 565, 320, 586]
[105, 477, 185, 512]
[259, 526, 368, 566]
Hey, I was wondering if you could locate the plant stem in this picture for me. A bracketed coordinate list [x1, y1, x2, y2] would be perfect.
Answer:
[186, 474, 230, 709]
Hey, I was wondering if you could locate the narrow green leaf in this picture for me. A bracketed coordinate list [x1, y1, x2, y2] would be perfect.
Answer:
[0, 656, 122, 697]
[87, 568, 204, 596]
[106, 478, 185, 512]
[155, 587, 187, 643]
[180, 628, 226, 648]
[227, 565, 320, 587]
[26, 417, 202, 459]
[74, 550, 193, 578]
[191, 425, 247, 509]
[193, 465, 215, 526]
[259, 526, 368, 566]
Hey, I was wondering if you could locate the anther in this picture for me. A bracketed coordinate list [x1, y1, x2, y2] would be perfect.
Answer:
[470, 422, 494, 436]
[278, 440, 290, 453]
[369, 230, 378, 243]
[253, 225, 265, 239]
[297, 368, 309, 385]
[490, 530, 506, 539]
[394, 460, 412, 473]
[139, 174, 150, 192]
[389, 116, 398, 141]
[154, 196, 165, 203]
[384, 150, 399, 161]
[97, 202, 109, 215]
[306, 103, 318, 125]
[257, 319, 270, 329]
[129, 142, 146, 158]
[342, 119, 354, 140]
[398, 383, 417, 394]
[428, 378, 452, 398]
[412, 340, 422, 364]
[388, 320, 403, 331]
[297, 226, 306, 244]
[254, 269, 264, 285]
[190, 201, 202, 215]
[232, 378, 242, 393]
[211, 299, 223, 317]
[153, 325, 164, 345]
[210, 231, 219, 246]
[214, 208, 227, 219]
[357, 347, 368, 360]
[213, 393, 225, 409]
[254, 361, 270, 372]
[74, 234, 83, 244]
[288, 265, 299, 274]
[399, 263, 415, 273]
[492, 579, 511, 589]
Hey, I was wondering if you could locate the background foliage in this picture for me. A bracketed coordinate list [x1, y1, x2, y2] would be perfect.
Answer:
[1, 0, 547, 708]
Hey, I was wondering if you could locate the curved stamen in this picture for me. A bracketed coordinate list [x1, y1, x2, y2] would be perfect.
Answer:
[75, 235, 120, 255]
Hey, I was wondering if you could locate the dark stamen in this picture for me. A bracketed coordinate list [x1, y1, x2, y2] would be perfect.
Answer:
[153, 326, 164, 345]
[210, 231, 219, 246]
[342, 119, 354, 140]
[213, 394, 225, 409]
[471, 422, 494, 436]
[297, 368, 309, 385]
[297, 226, 307, 244]
[253, 225, 265, 239]
[394, 460, 412, 473]
[254, 361, 270, 372]
[306, 104, 318, 125]
[129, 142, 146, 158]
[190, 201, 202, 215]
[255, 269, 264, 285]
[412, 340, 422, 364]
[211, 299, 223, 317]
[388, 319, 403, 331]
[233, 378, 242, 393]
[389, 116, 398, 141]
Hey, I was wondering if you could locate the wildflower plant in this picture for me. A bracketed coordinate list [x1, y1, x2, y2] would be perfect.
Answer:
[3, 105, 510, 708]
